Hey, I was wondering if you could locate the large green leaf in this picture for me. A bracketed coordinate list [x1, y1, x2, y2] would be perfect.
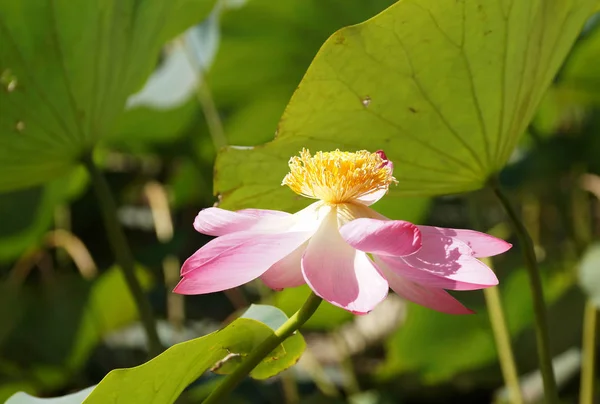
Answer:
[0, 283, 23, 348]
[0, 276, 92, 368]
[0, 167, 87, 263]
[106, 101, 199, 153]
[532, 19, 600, 133]
[104, 3, 229, 153]
[210, 0, 396, 146]
[0, 0, 216, 192]
[216, 304, 306, 380]
[215, 0, 597, 211]
[0, 266, 153, 399]
[83, 313, 305, 403]
[557, 16, 600, 105]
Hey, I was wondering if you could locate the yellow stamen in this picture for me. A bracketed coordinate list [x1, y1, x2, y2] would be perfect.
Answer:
[282, 149, 396, 204]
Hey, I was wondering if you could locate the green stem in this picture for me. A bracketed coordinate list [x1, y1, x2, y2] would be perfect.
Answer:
[491, 179, 559, 404]
[177, 38, 227, 150]
[577, 169, 596, 404]
[203, 293, 323, 404]
[83, 154, 163, 357]
[483, 283, 523, 404]
[580, 300, 597, 404]
[469, 196, 523, 403]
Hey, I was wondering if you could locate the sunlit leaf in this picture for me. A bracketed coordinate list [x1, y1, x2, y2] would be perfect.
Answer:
[210, 0, 396, 146]
[83, 315, 305, 403]
[241, 304, 290, 331]
[217, 304, 306, 380]
[215, 0, 597, 212]
[0, 0, 217, 191]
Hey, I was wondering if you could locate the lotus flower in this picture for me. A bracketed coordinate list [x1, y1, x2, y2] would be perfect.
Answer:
[175, 149, 511, 314]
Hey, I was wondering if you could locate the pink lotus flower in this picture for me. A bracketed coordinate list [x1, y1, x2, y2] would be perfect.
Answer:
[175, 149, 511, 314]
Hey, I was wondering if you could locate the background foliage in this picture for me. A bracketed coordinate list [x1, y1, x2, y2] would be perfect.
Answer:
[0, 0, 599, 403]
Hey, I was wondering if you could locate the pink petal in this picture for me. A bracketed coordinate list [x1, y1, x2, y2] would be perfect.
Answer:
[301, 210, 389, 314]
[174, 230, 312, 294]
[261, 242, 308, 290]
[397, 232, 498, 289]
[340, 218, 421, 257]
[417, 226, 512, 258]
[194, 207, 291, 236]
[379, 254, 494, 291]
[378, 260, 473, 314]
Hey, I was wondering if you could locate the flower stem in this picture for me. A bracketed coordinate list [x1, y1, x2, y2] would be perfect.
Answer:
[203, 293, 323, 404]
[491, 179, 559, 403]
[83, 154, 163, 357]
[580, 300, 597, 404]
[483, 282, 523, 404]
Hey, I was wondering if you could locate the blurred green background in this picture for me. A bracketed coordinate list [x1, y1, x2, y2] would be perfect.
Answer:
[0, 0, 599, 403]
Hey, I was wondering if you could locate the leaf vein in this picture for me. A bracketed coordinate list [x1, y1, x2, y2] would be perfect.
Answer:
[390, 29, 487, 174]
[0, 14, 75, 144]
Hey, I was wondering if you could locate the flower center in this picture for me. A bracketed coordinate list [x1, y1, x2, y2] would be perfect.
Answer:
[282, 149, 396, 204]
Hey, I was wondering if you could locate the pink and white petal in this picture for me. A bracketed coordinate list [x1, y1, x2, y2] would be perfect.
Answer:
[237, 208, 292, 217]
[378, 260, 473, 314]
[175, 230, 313, 294]
[335, 203, 384, 227]
[301, 209, 388, 314]
[400, 233, 498, 288]
[194, 207, 292, 236]
[378, 254, 493, 291]
[261, 242, 308, 290]
[417, 226, 512, 258]
[354, 187, 389, 206]
[340, 218, 421, 257]
[354, 151, 394, 206]
[287, 201, 336, 233]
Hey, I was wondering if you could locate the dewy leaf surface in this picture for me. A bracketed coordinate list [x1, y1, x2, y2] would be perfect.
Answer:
[0, 0, 216, 191]
[215, 0, 598, 210]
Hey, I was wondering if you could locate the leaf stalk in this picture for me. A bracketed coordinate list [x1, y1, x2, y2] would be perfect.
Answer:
[203, 292, 323, 404]
[83, 154, 163, 357]
[491, 178, 558, 403]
